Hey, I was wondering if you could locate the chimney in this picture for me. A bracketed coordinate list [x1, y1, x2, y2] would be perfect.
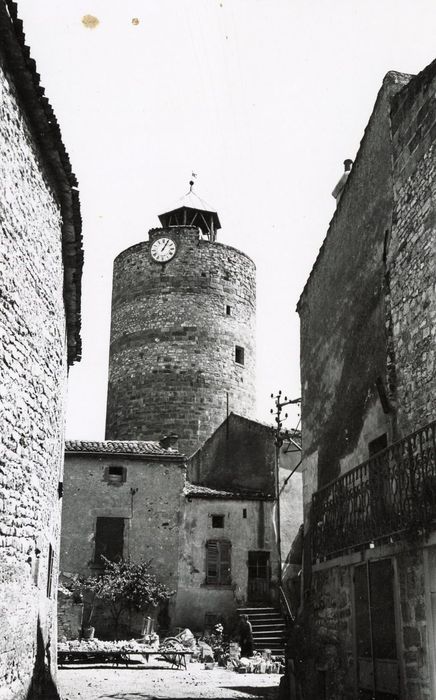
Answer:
[159, 433, 179, 449]
[332, 159, 353, 202]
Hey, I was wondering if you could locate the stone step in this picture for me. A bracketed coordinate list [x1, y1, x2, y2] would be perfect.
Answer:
[238, 605, 286, 658]
[238, 607, 277, 614]
[245, 612, 283, 621]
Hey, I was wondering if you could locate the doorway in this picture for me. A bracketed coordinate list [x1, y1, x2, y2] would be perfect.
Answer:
[247, 551, 270, 603]
[354, 559, 400, 699]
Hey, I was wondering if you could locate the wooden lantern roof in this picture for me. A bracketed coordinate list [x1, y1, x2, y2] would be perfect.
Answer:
[158, 182, 221, 241]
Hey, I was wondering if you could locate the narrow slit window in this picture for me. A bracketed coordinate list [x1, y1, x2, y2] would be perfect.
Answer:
[226, 305, 232, 316]
[235, 346, 245, 365]
[46, 544, 54, 598]
[243, 508, 247, 519]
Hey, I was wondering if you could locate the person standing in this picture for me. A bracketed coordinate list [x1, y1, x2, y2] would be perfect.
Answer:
[239, 614, 254, 658]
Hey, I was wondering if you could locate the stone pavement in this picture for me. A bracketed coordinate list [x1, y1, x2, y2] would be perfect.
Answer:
[59, 660, 281, 700]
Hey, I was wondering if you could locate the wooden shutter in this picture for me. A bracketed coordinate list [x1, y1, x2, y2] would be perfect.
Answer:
[219, 540, 231, 585]
[206, 540, 219, 584]
[206, 540, 231, 585]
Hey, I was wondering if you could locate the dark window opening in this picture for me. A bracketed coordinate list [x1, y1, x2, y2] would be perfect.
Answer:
[243, 508, 247, 519]
[235, 345, 245, 365]
[94, 517, 125, 566]
[46, 543, 54, 598]
[226, 305, 232, 316]
[201, 272, 207, 277]
[212, 514, 224, 528]
[105, 465, 127, 484]
[206, 539, 231, 585]
[368, 433, 387, 458]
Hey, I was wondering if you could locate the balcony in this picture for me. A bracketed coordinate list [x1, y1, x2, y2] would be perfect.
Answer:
[311, 421, 436, 562]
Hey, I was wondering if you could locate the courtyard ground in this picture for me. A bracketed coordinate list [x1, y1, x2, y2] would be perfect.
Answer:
[59, 660, 281, 700]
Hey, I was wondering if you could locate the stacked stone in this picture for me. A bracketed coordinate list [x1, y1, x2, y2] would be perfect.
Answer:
[1, 54, 67, 696]
[389, 72, 436, 436]
[105, 225, 256, 456]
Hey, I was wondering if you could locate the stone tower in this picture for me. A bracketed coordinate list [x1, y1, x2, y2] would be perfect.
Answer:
[105, 184, 256, 456]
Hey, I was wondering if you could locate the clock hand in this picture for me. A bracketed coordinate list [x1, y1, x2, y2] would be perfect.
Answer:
[161, 240, 169, 252]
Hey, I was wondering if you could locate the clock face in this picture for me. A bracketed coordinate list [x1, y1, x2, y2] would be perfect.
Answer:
[150, 237, 177, 263]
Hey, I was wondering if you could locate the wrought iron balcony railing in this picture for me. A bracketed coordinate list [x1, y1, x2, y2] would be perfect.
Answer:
[311, 420, 436, 562]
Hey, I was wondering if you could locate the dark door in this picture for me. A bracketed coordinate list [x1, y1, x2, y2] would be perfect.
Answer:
[94, 517, 125, 566]
[247, 551, 270, 602]
[354, 559, 400, 699]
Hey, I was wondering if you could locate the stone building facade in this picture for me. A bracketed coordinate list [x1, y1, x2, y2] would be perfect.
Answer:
[176, 484, 278, 630]
[0, 1, 82, 697]
[298, 62, 436, 700]
[60, 434, 284, 636]
[105, 202, 256, 457]
[60, 440, 185, 639]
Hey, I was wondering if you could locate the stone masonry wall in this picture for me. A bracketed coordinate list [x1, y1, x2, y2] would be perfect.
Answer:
[57, 593, 83, 642]
[307, 566, 355, 700]
[396, 548, 431, 700]
[389, 65, 436, 436]
[0, 52, 67, 699]
[308, 549, 432, 700]
[105, 226, 256, 457]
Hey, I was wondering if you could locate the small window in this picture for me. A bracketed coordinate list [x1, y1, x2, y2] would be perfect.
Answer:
[206, 540, 231, 585]
[212, 514, 224, 528]
[226, 305, 232, 316]
[46, 544, 54, 598]
[105, 466, 126, 484]
[235, 346, 245, 365]
[243, 508, 247, 519]
[368, 433, 387, 458]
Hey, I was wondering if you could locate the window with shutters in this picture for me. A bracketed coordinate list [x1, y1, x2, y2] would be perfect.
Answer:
[206, 539, 231, 586]
[94, 517, 125, 567]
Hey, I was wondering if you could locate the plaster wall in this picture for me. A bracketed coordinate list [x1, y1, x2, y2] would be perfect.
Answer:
[297, 74, 406, 490]
[175, 497, 278, 630]
[0, 52, 68, 699]
[279, 467, 303, 564]
[188, 413, 275, 494]
[60, 454, 185, 634]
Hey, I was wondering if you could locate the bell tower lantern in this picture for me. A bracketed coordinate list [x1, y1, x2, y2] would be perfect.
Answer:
[158, 181, 221, 242]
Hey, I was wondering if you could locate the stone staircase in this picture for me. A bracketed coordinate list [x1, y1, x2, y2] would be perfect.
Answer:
[237, 606, 286, 657]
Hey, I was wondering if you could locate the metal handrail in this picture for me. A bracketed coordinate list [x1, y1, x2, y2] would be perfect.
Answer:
[311, 420, 436, 562]
[279, 584, 294, 622]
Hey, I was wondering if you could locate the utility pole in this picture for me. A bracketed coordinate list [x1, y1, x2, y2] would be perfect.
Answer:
[270, 391, 301, 586]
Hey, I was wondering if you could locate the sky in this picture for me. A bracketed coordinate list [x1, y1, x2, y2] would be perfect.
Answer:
[16, 0, 436, 440]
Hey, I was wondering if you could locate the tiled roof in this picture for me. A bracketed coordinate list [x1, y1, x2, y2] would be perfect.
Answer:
[65, 440, 184, 459]
[184, 483, 273, 500]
